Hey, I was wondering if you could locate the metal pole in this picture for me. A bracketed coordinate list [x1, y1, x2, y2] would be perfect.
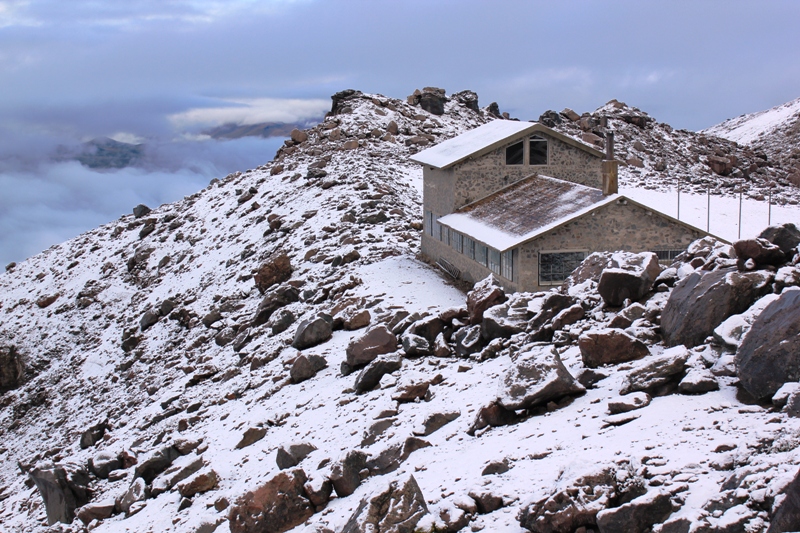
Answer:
[738, 186, 743, 240]
[707, 183, 711, 232]
[677, 177, 680, 220]
[769, 186, 772, 226]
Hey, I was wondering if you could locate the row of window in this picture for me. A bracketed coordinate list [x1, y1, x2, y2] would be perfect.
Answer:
[425, 210, 513, 280]
[506, 135, 548, 166]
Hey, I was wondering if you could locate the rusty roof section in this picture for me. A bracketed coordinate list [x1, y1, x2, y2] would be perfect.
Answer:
[457, 174, 607, 236]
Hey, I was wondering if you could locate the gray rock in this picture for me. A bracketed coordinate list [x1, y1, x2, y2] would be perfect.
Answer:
[497, 344, 585, 410]
[151, 455, 204, 496]
[76, 500, 115, 525]
[552, 304, 585, 331]
[214, 326, 237, 347]
[467, 401, 521, 436]
[454, 324, 484, 357]
[134, 445, 180, 483]
[619, 346, 689, 396]
[767, 466, 800, 532]
[341, 476, 428, 533]
[482, 302, 529, 339]
[736, 288, 800, 399]
[276, 443, 317, 470]
[413, 411, 460, 436]
[235, 427, 267, 449]
[662, 267, 773, 348]
[678, 368, 719, 394]
[252, 284, 300, 326]
[133, 204, 151, 218]
[733, 237, 785, 267]
[578, 328, 650, 368]
[597, 252, 661, 306]
[289, 354, 327, 384]
[401, 333, 431, 357]
[772, 382, 800, 409]
[346, 325, 398, 367]
[269, 308, 295, 335]
[140, 309, 160, 331]
[406, 315, 445, 344]
[115, 476, 147, 515]
[88, 450, 121, 479]
[482, 459, 510, 476]
[330, 450, 369, 498]
[607, 392, 651, 414]
[79, 420, 107, 449]
[202, 309, 223, 328]
[292, 314, 333, 350]
[29, 463, 92, 525]
[759, 223, 800, 255]
[595, 490, 673, 533]
[468, 489, 505, 514]
[354, 354, 402, 394]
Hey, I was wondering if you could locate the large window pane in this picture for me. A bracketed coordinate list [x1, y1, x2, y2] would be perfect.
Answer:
[488, 248, 501, 275]
[476, 244, 488, 267]
[539, 251, 586, 284]
[464, 237, 475, 260]
[501, 249, 514, 280]
[530, 135, 548, 165]
[505, 141, 524, 165]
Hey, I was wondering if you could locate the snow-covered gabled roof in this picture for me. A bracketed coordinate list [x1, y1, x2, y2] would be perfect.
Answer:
[438, 174, 721, 251]
[410, 120, 605, 170]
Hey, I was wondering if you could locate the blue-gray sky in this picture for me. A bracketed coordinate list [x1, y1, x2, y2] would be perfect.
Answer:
[1, 0, 799, 265]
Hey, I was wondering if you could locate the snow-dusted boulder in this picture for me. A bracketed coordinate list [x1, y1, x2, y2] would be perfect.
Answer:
[736, 287, 800, 399]
[466, 275, 506, 325]
[341, 476, 428, 533]
[228, 469, 314, 533]
[619, 346, 689, 396]
[346, 325, 398, 367]
[713, 293, 779, 348]
[29, 463, 91, 525]
[498, 344, 584, 410]
[595, 490, 672, 533]
[578, 328, 649, 368]
[597, 252, 661, 306]
[662, 267, 773, 348]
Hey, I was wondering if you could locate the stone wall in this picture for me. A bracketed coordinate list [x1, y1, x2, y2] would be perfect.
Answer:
[516, 199, 704, 291]
[422, 198, 707, 294]
[422, 167, 456, 218]
[451, 132, 603, 209]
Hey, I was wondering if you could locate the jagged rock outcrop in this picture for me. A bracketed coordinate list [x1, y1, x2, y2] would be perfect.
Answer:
[341, 476, 428, 533]
[228, 469, 314, 533]
[497, 344, 585, 410]
[28, 463, 92, 525]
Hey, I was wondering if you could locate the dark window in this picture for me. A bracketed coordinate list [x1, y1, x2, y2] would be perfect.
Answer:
[530, 135, 548, 165]
[653, 249, 684, 263]
[501, 249, 514, 280]
[451, 230, 463, 253]
[488, 248, 501, 275]
[425, 210, 434, 236]
[539, 251, 587, 285]
[505, 141, 524, 165]
[476, 243, 488, 267]
[464, 237, 475, 260]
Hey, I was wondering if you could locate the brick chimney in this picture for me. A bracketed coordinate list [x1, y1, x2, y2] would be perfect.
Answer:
[602, 132, 618, 195]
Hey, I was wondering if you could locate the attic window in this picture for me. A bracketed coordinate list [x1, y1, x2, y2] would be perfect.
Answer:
[529, 135, 548, 165]
[505, 141, 524, 165]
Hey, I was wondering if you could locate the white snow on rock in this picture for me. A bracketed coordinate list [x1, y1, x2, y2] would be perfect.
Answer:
[703, 97, 800, 145]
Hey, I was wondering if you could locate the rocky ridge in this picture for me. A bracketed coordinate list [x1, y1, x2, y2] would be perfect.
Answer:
[0, 89, 800, 533]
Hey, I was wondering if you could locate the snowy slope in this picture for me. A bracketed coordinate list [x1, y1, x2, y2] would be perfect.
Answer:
[1, 89, 800, 533]
[703, 97, 800, 145]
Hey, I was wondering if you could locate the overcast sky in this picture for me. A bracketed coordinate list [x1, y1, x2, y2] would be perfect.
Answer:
[2, 0, 799, 265]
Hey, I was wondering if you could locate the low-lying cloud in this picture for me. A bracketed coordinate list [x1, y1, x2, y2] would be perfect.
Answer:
[168, 97, 330, 130]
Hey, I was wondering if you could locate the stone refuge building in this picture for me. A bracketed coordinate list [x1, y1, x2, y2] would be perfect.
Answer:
[410, 120, 715, 293]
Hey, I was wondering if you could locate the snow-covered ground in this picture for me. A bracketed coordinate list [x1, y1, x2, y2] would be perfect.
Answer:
[703, 97, 800, 145]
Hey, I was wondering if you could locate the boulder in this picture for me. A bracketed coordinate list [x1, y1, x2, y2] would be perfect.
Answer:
[214, 327, 237, 347]
[132, 204, 151, 218]
[343, 309, 371, 330]
[467, 401, 520, 436]
[406, 315, 445, 344]
[497, 344, 585, 410]
[662, 267, 773, 348]
[139, 309, 160, 331]
[346, 325, 398, 367]
[678, 368, 719, 394]
[392, 382, 430, 403]
[290, 128, 308, 143]
[619, 346, 689, 396]
[453, 90, 480, 111]
[0, 345, 24, 392]
[401, 333, 431, 357]
[276, 443, 317, 470]
[773, 382, 800, 409]
[413, 411, 460, 436]
[236, 427, 267, 449]
[595, 490, 673, 533]
[115, 476, 146, 515]
[454, 324, 484, 357]
[88, 450, 121, 479]
[578, 329, 650, 368]
[354, 354, 402, 394]
[482, 302, 529, 339]
[292, 314, 333, 350]
[519, 464, 645, 533]
[597, 252, 661, 306]
[151, 455, 204, 496]
[712, 294, 779, 349]
[228, 469, 314, 533]
[467, 276, 506, 325]
[178, 469, 218, 498]
[269, 308, 296, 335]
[552, 304, 585, 331]
[254, 253, 293, 294]
[528, 292, 574, 332]
[562, 251, 613, 290]
[607, 392, 651, 415]
[733, 237, 785, 267]
[134, 445, 180, 484]
[28, 463, 92, 525]
[759, 223, 800, 255]
[736, 288, 800, 399]
[330, 450, 369, 498]
[289, 354, 327, 384]
[252, 284, 300, 326]
[76, 500, 115, 525]
[341, 476, 428, 533]
[768, 466, 800, 533]
[468, 489, 506, 514]
[418, 87, 447, 115]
